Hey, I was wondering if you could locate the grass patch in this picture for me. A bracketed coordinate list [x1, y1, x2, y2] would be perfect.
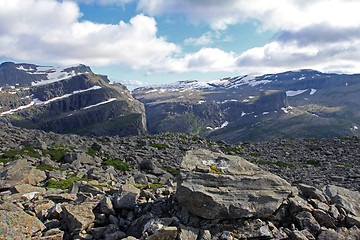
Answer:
[159, 167, 180, 176]
[36, 164, 66, 172]
[306, 159, 321, 167]
[337, 163, 353, 168]
[135, 183, 164, 190]
[46, 177, 83, 190]
[250, 153, 262, 157]
[42, 148, 68, 162]
[103, 159, 131, 171]
[86, 148, 98, 157]
[221, 147, 244, 155]
[0, 147, 41, 163]
[149, 143, 168, 150]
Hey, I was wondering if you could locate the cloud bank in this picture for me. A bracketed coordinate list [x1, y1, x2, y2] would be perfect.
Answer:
[1, 0, 360, 75]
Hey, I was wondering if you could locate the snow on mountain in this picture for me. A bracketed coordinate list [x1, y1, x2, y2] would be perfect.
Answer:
[15, 64, 89, 86]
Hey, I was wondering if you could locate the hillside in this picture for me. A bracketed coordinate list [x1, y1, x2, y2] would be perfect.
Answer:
[0, 123, 359, 239]
[133, 70, 360, 143]
[0, 62, 146, 136]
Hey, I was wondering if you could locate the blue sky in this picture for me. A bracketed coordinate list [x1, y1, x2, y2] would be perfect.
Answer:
[1, 0, 360, 89]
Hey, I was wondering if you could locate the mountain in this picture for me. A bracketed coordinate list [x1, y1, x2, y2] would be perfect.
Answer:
[133, 69, 360, 143]
[0, 62, 146, 136]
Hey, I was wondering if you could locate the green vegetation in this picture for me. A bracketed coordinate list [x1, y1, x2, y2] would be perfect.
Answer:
[86, 148, 98, 157]
[42, 148, 68, 162]
[149, 143, 168, 150]
[46, 177, 83, 190]
[36, 164, 66, 172]
[159, 167, 180, 176]
[250, 152, 262, 157]
[135, 183, 164, 190]
[220, 146, 244, 155]
[103, 159, 131, 171]
[257, 160, 295, 168]
[337, 163, 353, 168]
[306, 159, 321, 167]
[0, 146, 41, 163]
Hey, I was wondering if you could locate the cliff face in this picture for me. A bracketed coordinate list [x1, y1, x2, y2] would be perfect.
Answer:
[0, 62, 146, 137]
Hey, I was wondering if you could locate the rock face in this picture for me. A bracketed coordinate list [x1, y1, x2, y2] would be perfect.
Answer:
[176, 149, 297, 219]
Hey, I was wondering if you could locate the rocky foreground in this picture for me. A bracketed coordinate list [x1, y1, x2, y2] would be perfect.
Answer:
[0, 122, 359, 240]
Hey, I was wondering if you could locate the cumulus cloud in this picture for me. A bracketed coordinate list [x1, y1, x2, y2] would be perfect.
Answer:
[0, 0, 178, 69]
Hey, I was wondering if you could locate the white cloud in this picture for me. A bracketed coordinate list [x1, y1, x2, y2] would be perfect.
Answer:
[0, 0, 178, 69]
[136, 0, 360, 31]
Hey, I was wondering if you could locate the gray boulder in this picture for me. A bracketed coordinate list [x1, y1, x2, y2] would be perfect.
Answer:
[61, 203, 96, 234]
[324, 185, 360, 217]
[113, 184, 140, 209]
[176, 149, 297, 219]
[0, 159, 46, 189]
[0, 202, 46, 239]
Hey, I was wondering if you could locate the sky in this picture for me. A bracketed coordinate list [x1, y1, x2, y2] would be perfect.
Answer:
[1, 0, 360, 89]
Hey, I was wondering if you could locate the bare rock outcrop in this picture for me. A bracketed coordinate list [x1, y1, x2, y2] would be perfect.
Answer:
[176, 149, 298, 219]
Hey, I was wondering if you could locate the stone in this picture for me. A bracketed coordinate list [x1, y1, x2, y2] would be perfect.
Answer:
[313, 209, 336, 228]
[61, 203, 96, 234]
[347, 214, 360, 228]
[113, 184, 140, 209]
[298, 183, 328, 202]
[11, 183, 46, 195]
[176, 149, 297, 219]
[289, 230, 308, 240]
[325, 185, 360, 217]
[0, 202, 46, 239]
[68, 180, 104, 196]
[0, 159, 47, 189]
[289, 196, 314, 215]
[64, 152, 101, 166]
[34, 199, 56, 221]
[143, 219, 178, 240]
[317, 228, 339, 240]
[40, 228, 65, 240]
[99, 196, 116, 215]
[179, 225, 199, 240]
[140, 159, 156, 170]
[294, 211, 321, 236]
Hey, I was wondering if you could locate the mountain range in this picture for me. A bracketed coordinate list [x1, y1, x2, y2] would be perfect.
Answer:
[1, 61, 359, 143]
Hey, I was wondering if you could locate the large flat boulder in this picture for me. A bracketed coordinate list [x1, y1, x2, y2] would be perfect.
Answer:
[0, 159, 46, 189]
[0, 202, 45, 239]
[176, 149, 297, 219]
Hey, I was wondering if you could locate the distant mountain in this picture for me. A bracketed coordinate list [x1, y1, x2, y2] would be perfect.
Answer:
[0, 62, 146, 136]
[133, 69, 360, 143]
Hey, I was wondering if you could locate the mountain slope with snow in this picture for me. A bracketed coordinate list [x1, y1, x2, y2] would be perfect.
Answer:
[134, 69, 360, 142]
[0, 62, 146, 137]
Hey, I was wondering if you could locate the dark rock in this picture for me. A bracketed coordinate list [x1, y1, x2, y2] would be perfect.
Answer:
[113, 184, 140, 210]
[294, 211, 321, 236]
[61, 203, 96, 234]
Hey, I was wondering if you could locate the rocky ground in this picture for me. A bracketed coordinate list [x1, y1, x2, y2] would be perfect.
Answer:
[0, 122, 359, 239]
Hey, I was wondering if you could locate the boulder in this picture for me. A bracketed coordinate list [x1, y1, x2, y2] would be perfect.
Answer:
[0, 159, 47, 189]
[0, 202, 46, 239]
[176, 149, 297, 219]
[324, 185, 360, 217]
[113, 184, 140, 209]
[61, 203, 96, 234]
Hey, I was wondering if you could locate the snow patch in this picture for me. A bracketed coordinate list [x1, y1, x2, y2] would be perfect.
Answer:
[310, 89, 317, 95]
[197, 100, 206, 104]
[83, 98, 117, 110]
[286, 90, 307, 97]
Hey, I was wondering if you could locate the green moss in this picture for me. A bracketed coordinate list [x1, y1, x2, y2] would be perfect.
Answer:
[0, 146, 41, 163]
[36, 164, 66, 172]
[86, 148, 98, 157]
[307, 159, 321, 167]
[46, 177, 83, 190]
[135, 183, 164, 190]
[250, 152, 262, 157]
[149, 143, 168, 150]
[337, 163, 353, 168]
[159, 167, 180, 176]
[221, 147, 244, 155]
[42, 148, 68, 162]
[103, 159, 131, 171]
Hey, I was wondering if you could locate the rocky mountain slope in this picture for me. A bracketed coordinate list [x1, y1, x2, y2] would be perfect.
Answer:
[0, 123, 359, 239]
[0, 62, 146, 136]
[133, 70, 360, 143]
